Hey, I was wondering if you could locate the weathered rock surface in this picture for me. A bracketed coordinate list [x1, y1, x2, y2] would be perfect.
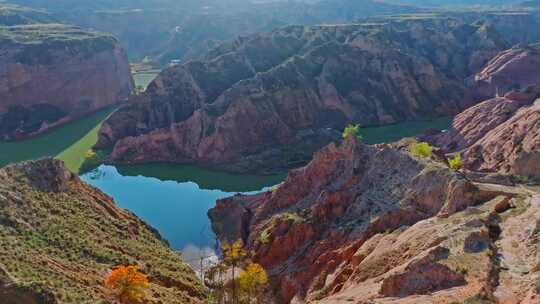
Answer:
[470, 43, 540, 102]
[209, 136, 539, 303]
[463, 97, 540, 179]
[427, 45, 540, 179]
[97, 19, 508, 173]
[0, 24, 133, 140]
[0, 158, 205, 303]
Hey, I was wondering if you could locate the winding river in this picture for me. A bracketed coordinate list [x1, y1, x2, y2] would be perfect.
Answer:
[0, 73, 453, 267]
[80, 164, 283, 265]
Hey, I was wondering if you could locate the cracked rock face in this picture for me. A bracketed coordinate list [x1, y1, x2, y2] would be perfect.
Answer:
[97, 19, 509, 173]
[462, 98, 540, 179]
[209, 137, 540, 303]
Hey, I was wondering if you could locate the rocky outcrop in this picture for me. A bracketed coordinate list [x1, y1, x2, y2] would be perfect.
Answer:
[463, 97, 540, 179]
[0, 24, 133, 140]
[431, 91, 540, 179]
[469, 43, 540, 102]
[0, 158, 205, 303]
[427, 45, 540, 179]
[97, 19, 508, 173]
[207, 136, 538, 303]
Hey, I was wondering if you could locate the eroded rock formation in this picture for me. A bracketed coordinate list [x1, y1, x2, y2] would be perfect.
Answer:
[470, 43, 540, 101]
[428, 44, 540, 179]
[97, 19, 508, 173]
[209, 136, 539, 303]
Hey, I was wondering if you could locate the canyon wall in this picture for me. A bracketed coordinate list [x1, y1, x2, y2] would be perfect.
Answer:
[97, 18, 509, 173]
[0, 24, 133, 140]
[9, 0, 418, 63]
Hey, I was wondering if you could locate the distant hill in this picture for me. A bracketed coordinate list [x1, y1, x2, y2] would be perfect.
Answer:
[0, 2, 54, 25]
[6, 0, 419, 64]
[521, 0, 540, 7]
[385, 0, 522, 7]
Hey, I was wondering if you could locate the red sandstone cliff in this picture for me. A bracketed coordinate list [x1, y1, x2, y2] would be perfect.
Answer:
[433, 92, 540, 180]
[429, 44, 540, 180]
[209, 136, 539, 303]
[0, 24, 134, 140]
[96, 19, 508, 173]
[470, 43, 540, 101]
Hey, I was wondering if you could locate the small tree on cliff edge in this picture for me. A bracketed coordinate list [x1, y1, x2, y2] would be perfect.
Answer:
[222, 240, 247, 304]
[343, 124, 363, 141]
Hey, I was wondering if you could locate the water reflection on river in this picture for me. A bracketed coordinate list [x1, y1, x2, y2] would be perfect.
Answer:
[81, 164, 284, 270]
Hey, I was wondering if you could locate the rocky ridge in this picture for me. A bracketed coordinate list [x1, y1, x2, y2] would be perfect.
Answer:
[428, 44, 540, 180]
[470, 43, 540, 101]
[97, 18, 509, 173]
[0, 23, 133, 140]
[209, 136, 540, 303]
[0, 158, 205, 303]
[8, 0, 419, 64]
[0, 3, 54, 25]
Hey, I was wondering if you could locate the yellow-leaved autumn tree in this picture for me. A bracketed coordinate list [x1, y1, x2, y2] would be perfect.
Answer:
[222, 240, 247, 303]
[238, 263, 268, 303]
[207, 240, 270, 304]
[104, 265, 149, 303]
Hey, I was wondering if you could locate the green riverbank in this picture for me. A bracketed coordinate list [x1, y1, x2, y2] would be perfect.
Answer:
[0, 107, 114, 172]
[0, 113, 453, 173]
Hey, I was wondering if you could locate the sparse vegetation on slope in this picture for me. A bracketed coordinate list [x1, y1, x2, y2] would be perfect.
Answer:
[0, 159, 205, 303]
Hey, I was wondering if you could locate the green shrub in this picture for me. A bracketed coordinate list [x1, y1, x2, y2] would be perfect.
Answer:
[409, 142, 433, 158]
[342, 124, 362, 141]
[448, 153, 462, 171]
